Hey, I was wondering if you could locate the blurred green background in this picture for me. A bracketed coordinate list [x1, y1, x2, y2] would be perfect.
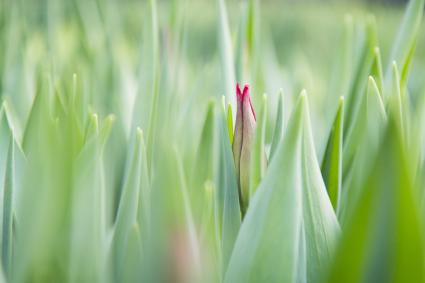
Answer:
[0, 0, 425, 282]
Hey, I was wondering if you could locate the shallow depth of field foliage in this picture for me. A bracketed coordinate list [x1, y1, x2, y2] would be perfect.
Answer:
[0, 0, 425, 282]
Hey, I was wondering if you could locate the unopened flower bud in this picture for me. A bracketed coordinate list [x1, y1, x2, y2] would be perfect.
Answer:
[232, 83, 256, 215]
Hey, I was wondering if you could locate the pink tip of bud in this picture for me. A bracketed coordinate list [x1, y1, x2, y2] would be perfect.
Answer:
[236, 83, 243, 101]
[243, 84, 249, 97]
[236, 83, 251, 101]
[236, 83, 256, 120]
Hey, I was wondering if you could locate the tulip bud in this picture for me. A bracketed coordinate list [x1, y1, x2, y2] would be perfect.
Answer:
[232, 83, 256, 215]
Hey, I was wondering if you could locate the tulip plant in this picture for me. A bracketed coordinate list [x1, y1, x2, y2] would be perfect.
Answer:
[0, 0, 425, 282]
[232, 83, 267, 216]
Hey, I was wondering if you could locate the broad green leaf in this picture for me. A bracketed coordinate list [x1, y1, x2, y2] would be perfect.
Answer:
[326, 115, 424, 283]
[113, 129, 145, 281]
[300, 92, 340, 283]
[69, 114, 106, 282]
[343, 76, 385, 182]
[216, 102, 241, 274]
[321, 97, 344, 211]
[249, 93, 267, 197]
[14, 82, 73, 282]
[340, 77, 387, 223]
[224, 94, 305, 283]
[269, 90, 283, 161]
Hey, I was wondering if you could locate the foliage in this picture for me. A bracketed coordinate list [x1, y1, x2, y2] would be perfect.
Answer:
[0, 0, 424, 282]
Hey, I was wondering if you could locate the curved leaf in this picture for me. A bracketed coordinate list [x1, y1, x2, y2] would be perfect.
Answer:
[269, 90, 284, 161]
[217, 101, 241, 274]
[224, 94, 305, 283]
[249, 93, 267, 197]
[321, 97, 344, 212]
[301, 92, 340, 282]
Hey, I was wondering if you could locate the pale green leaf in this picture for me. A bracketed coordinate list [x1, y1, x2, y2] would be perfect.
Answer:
[321, 97, 344, 211]
[113, 129, 145, 281]
[326, 115, 424, 283]
[227, 103, 233, 145]
[269, 90, 284, 161]
[217, 102, 241, 274]
[343, 17, 377, 135]
[1, 137, 14, 277]
[224, 94, 305, 283]
[300, 92, 341, 282]
[385, 0, 424, 90]
[217, 0, 236, 111]
[249, 93, 267, 198]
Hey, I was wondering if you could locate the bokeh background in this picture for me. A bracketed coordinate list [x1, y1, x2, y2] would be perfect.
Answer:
[0, 0, 424, 282]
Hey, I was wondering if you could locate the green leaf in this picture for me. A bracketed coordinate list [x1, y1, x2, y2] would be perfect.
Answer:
[269, 90, 284, 161]
[122, 224, 143, 283]
[224, 94, 305, 283]
[1, 137, 14, 277]
[326, 115, 425, 283]
[99, 115, 116, 148]
[194, 101, 216, 183]
[217, 102, 241, 275]
[249, 93, 267, 198]
[343, 17, 377, 135]
[13, 81, 73, 282]
[22, 76, 51, 153]
[69, 114, 106, 282]
[327, 15, 353, 109]
[234, 2, 248, 82]
[192, 101, 216, 222]
[84, 113, 99, 143]
[113, 128, 145, 281]
[246, 0, 258, 55]
[340, 77, 387, 223]
[321, 97, 344, 211]
[371, 47, 384, 94]
[227, 103, 233, 145]
[137, 130, 150, 244]
[366, 77, 387, 150]
[174, 146, 202, 279]
[146, 0, 161, 173]
[300, 92, 340, 283]
[217, 0, 236, 110]
[389, 62, 405, 137]
[2, 100, 22, 146]
[385, 0, 424, 90]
